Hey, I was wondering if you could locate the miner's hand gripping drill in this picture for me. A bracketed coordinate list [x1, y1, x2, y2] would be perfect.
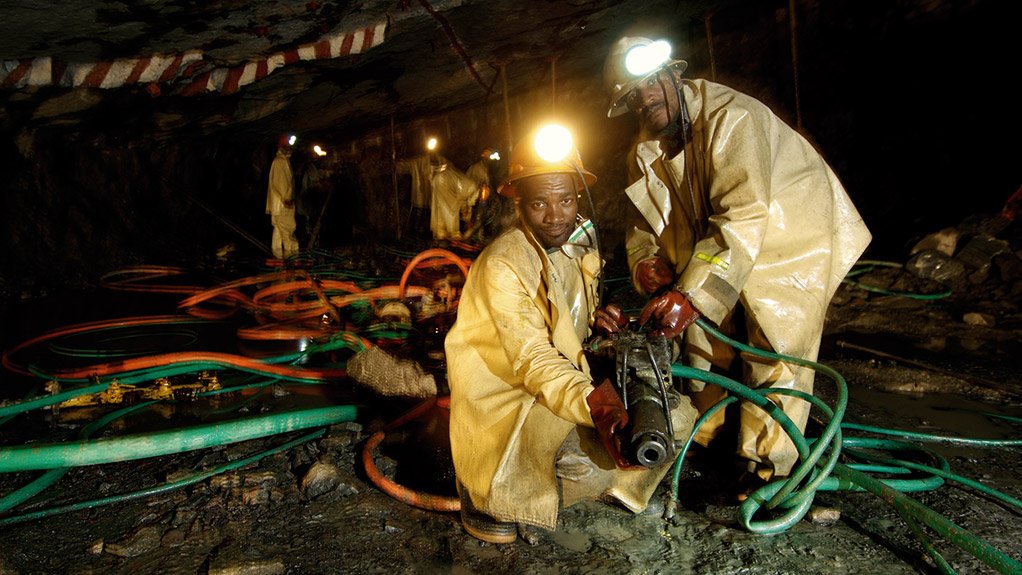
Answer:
[588, 288, 700, 470]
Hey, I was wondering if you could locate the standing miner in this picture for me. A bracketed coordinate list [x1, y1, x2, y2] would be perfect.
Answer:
[603, 36, 871, 497]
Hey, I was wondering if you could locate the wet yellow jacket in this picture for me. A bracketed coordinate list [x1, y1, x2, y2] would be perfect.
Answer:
[445, 221, 601, 529]
[429, 164, 479, 240]
[265, 150, 293, 216]
[625, 78, 872, 357]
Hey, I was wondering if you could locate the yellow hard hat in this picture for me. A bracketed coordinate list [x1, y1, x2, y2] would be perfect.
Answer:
[603, 36, 688, 118]
[496, 125, 596, 198]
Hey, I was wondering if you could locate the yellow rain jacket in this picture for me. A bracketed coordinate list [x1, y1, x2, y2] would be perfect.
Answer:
[429, 163, 479, 240]
[624, 79, 871, 477]
[265, 148, 297, 259]
[446, 219, 689, 529]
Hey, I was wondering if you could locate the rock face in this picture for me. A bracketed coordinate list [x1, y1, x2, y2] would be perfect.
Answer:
[0, 0, 1016, 302]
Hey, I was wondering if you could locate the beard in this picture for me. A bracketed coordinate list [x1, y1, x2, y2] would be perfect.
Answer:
[640, 96, 683, 142]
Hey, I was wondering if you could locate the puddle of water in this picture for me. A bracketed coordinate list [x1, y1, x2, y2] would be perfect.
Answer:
[843, 385, 1021, 459]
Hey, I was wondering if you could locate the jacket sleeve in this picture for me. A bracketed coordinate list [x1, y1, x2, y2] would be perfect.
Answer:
[625, 214, 661, 296]
[480, 252, 596, 427]
[623, 144, 665, 296]
[676, 105, 772, 324]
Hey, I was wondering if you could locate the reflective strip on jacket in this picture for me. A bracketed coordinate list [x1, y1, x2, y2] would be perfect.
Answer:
[445, 221, 602, 529]
[624, 78, 872, 357]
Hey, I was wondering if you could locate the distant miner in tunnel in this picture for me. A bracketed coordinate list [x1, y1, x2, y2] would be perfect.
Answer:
[603, 36, 872, 495]
[445, 125, 697, 544]
[265, 134, 299, 260]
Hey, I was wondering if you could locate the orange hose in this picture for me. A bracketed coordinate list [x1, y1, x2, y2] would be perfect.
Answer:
[235, 319, 335, 341]
[100, 266, 206, 294]
[302, 273, 343, 325]
[45, 350, 346, 381]
[398, 248, 471, 299]
[361, 395, 460, 512]
[2, 315, 210, 377]
[178, 270, 299, 309]
[330, 285, 430, 308]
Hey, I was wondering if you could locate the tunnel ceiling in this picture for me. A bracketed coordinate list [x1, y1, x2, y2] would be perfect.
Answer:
[0, 0, 728, 145]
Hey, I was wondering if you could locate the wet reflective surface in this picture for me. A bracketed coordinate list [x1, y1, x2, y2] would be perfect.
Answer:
[0, 248, 1020, 574]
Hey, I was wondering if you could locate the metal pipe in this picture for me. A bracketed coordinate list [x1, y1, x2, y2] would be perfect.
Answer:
[391, 114, 401, 240]
[550, 55, 558, 113]
[500, 63, 513, 153]
[789, 0, 803, 130]
[704, 12, 717, 82]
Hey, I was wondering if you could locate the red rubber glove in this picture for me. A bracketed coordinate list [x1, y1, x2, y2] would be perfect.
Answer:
[586, 379, 640, 470]
[635, 257, 674, 294]
[639, 289, 700, 339]
[594, 304, 628, 336]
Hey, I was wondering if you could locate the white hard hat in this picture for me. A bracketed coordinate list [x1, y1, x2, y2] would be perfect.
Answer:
[603, 36, 688, 118]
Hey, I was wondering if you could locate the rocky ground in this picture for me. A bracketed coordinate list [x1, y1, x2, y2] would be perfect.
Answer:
[0, 218, 1020, 575]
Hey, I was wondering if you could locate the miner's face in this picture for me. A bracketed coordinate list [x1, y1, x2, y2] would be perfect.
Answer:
[516, 173, 578, 249]
[626, 69, 681, 136]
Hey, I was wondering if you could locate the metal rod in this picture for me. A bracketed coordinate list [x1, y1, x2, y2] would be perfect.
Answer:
[835, 339, 1020, 399]
[704, 12, 717, 82]
[549, 55, 557, 113]
[788, 0, 803, 130]
[645, 340, 674, 441]
[391, 114, 401, 240]
[183, 191, 271, 256]
[500, 63, 513, 153]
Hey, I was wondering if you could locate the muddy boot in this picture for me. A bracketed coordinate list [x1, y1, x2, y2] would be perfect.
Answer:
[459, 485, 516, 544]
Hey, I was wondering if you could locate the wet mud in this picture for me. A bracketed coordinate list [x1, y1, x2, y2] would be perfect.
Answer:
[0, 241, 1020, 575]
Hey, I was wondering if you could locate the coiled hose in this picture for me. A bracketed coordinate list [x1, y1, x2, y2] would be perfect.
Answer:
[667, 317, 1021, 575]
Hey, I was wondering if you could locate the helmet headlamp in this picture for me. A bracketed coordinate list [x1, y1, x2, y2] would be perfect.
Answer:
[624, 40, 672, 77]
[533, 124, 573, 164]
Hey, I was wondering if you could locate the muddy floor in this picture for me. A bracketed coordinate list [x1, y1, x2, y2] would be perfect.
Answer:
[0, 233, 1020, 575]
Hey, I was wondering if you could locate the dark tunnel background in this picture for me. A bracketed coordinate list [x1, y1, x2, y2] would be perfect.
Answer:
[0, 0, 1018, 311]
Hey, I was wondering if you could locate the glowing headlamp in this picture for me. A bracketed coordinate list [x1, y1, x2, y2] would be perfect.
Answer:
[624, 39, 672, 77]
[533, 124, 573, 164]
[488, 150, 501, 161]
[313, 145, 327, 157]
[288, 134, 297, 146]
[426, 137, 438, 152]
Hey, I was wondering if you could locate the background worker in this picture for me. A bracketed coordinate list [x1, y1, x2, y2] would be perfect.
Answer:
[602, 36, 871, 495]
[396, 136, 446, 241]
[428, 156, 479, 242]
[464, 147, 496, 242]
[445, 125, 696, 544]
[297, 145, 329, 247]
[265, 134, 299, 260]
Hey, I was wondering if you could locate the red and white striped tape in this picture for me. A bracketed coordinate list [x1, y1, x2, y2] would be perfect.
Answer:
[0, 20, 386, 95]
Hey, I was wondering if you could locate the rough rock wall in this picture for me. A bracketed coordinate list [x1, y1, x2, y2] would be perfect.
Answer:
[0, 134, 269, 299]
[1, 0, 1016, 303]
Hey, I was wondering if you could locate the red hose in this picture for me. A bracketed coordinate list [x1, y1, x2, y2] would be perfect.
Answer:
[361, 395, 460, 512]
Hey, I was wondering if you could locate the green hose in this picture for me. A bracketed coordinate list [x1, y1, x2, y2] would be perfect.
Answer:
[669, 317, 1022, 575]
[0, 429, 325, 526]
[0, 374, 351, 515]
[0, 405, 357, 472]
[843, 259, 952, 300]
